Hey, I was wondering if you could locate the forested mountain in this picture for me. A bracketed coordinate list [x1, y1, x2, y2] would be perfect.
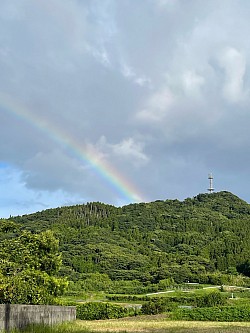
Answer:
[4, 191, 250, 285]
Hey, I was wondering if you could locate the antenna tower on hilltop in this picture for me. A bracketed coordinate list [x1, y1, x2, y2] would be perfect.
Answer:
[208, 173, 214, 194]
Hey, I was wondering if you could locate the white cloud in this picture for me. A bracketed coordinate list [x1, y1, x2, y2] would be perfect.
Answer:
[136, 87, 175, 122]
[218, 47, 246, 103]
[86, 45, 111, 67]
[96, 136, 149, 166]
[111, 138, 149, 164]
[120, 61, 151, 87]
[135, 76, 151, 87]
[121, 63, 135, 78]
[182, 70, 205, 98]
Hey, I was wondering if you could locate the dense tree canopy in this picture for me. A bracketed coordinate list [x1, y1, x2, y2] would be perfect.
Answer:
[2, 191, 250, 292]
[0, 226, 67, 304]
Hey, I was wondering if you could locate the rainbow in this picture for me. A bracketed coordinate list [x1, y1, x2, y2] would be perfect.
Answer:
[0, 92, 144, 203]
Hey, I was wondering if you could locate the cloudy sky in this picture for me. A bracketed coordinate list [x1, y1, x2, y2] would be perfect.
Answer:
[1, 0, 250, 217]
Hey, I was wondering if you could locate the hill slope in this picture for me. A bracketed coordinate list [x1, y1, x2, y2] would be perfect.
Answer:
[6, 191, 250, 284]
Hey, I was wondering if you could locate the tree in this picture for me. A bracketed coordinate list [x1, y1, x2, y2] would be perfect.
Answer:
[0, 230, 67, 304]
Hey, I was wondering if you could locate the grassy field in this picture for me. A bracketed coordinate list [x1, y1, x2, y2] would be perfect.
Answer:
[14, 316, 250, 333]
[75, 316, 250, 333]
[21, 285, 250, 333]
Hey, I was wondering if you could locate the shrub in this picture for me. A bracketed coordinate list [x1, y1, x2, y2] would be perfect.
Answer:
[141, 298, 177, 315]
[173, 306, 250, 321]
[141, 300, 165, 315]
[196, 291, 226, 307]
[76, 302, 128, 320]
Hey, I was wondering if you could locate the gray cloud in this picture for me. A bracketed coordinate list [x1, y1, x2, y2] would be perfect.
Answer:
[1, 0, 250, 216]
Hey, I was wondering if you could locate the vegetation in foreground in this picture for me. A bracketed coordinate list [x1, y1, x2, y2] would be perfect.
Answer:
[1, 191, 250, 329]
[8, 318, 250, 333]
[0, 229, 67, 304]
[1, 191, 250, 304]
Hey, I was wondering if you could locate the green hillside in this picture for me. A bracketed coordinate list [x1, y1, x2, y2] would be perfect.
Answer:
[4, 191, 250, 288]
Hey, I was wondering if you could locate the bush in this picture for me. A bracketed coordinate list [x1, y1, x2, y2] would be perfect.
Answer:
[141, 300, 165, 315]
[76, 302, 128, 320]
[173, 306, 250, 321]
[196, 291, 226, 307]
[140, 291, 226, 315]
[141, 298, 177, 315]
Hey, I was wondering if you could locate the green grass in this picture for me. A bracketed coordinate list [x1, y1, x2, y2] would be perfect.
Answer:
[59, 291, 107, 304]
[9, 317, 250, 333]
[48, 284, 250, 333]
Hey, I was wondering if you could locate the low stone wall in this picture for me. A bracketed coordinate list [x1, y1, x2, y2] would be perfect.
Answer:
[0, 304, 76, 331]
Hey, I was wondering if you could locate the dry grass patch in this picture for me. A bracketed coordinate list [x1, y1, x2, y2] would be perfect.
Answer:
[75, 316, 250, 333]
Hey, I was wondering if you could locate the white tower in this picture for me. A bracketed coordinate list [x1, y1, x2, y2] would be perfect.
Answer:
[208, 173, 214, 193]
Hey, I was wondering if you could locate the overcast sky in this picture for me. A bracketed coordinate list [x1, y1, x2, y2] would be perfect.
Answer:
[1, 0, 250, 217]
